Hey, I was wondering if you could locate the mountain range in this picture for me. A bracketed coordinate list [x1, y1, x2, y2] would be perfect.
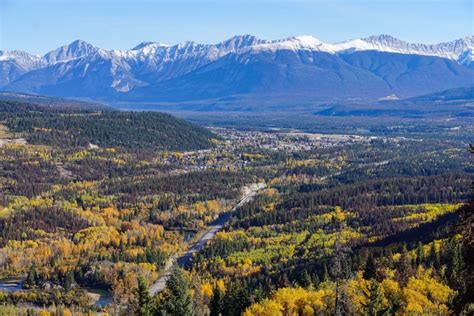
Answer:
[1, 34, 473, 106]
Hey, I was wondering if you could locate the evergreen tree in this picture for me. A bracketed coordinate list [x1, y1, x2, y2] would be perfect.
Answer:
[385, 248, 393, 268]
[278, 273, 290, 288]
[192, 276, 210, 316]
[132, 276, 152, 316]
[363, 254, 377, 280]
[398, 244, 411, 285]
[323, 264, 330, 282]
[313, 274, 320, 287]
[416, 241, 424, 266]
[222, 280, 251, 316]
[363, 281, 384, 316]
[386, 292, 402, 316]
[24, 266, 37, 289]
[448, 241, 464, 293]
[429, 242, 441, 270]
[64, 270, 75, 292]
[210, 287, 223, 316]
[449, 242, 462, 281]
[300, 270, 313, 289]
[251, 284, 265, 304]
[160, 267, 194, 316]
[331, 237, 352, 316]
[264, 276, 274, 293]
[336, 284, 355, 315]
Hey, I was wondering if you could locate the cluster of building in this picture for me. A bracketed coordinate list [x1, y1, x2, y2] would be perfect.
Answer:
[160, 128, 375, 172]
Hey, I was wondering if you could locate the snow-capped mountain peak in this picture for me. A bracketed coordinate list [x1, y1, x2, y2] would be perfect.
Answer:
[132, 41, 170, 51]
[43, 39, 100, 64]
[363, 34, 405, 45]
[0, 50, 41, 62]
[292, 35, 323, 47]
[331, 34, 474, 63]
[217, 35, 267, 51]
[245, 35, 327, 53]
[0, 50, 46, 69]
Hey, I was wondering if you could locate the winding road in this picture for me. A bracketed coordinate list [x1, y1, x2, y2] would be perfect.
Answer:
[149, 183, 266, 295]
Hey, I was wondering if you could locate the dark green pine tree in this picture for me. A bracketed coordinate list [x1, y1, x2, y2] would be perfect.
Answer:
[251, 284, 265, 304]
[192, 275, 209, 316]
[429, 242, 441, 270]
[132, 276, 152, 316]
[363, 281, 385, 316]
[386, 291, 402, 316]
[313, 274, 320, 287]
[300, 270, 313, 289]
[210, 286, 224, 316]
[398, 244, 411, 285]
[323, 264, 330, 282]
[278, 273, 290, 288]
[222, 280, 251, 316]
[24, 266, 37, 289]
[161, 267, 194, 316]
[337, 285, 355, 315]
[416, 241, 424, 266]
[64, 270, 75, 292]
[452, 243, 462, 280]
[363, 254, 377, 280]
[448, 241, 464, 291]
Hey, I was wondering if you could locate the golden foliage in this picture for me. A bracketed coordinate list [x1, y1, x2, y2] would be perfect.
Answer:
[244, 287, 334, 316]
[401, 268, 455, 314]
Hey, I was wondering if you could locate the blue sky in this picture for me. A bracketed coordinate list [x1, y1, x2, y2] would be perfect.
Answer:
[1, 0, 472, 55]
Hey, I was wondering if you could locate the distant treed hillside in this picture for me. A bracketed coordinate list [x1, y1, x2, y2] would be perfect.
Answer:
[0, 91, 111, 111]
[407, 86, 474, 102]
[0, 101, 216, 150]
